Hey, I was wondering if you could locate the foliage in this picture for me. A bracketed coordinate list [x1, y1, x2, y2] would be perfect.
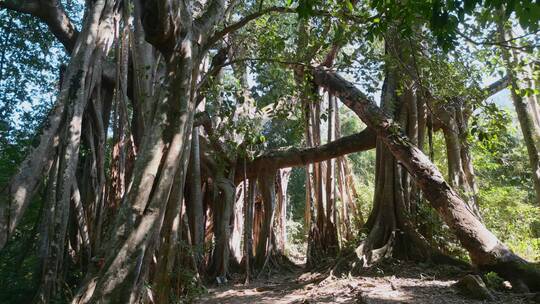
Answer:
[480, 186, 540, 260]
[483, 271, 505, 291]
[471, 108, 540, 261]
[0, 197, 42, 303]
[1, 0, 540, 301]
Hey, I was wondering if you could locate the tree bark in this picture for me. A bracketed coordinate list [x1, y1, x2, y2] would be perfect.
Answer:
[497, 19, 540, 206]
[255, 171, 277, 269]
[243, 177, 255, 284]
[186, 126, 204, 264]
[324, 93, 339, 255]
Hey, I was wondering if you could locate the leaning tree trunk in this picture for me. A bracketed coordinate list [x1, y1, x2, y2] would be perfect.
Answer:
[311, 66, 540, 291]
[208, 172, 235, 280]
[33, 0, 118, 301]
[0, 0, 111, 251]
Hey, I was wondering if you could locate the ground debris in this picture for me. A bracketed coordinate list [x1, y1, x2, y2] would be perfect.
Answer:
[196, 262, 531, 303]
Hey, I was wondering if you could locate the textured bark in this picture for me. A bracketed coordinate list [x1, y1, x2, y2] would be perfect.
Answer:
[154, 138, 192, 304]
[208, 174, 235, 279]
[274, 168, 291, 255]
[0, 0, 116, 257]
[71, 181, 92, 271]
[356, 66, 432, 265]
[69, 0, 224, 301]
[243, 178, 255, 283]
[324, 93, 339, 255]
[0, 90, 62, 250]
[34, 154, 61, 303]
[28, 1, 118, 301]
[237, 128, 375, 182]
[230, 185, 244, 265]
[255, 172, 277, 269]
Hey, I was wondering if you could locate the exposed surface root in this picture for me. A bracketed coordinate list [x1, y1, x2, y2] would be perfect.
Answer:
[196, 262, 536, 303]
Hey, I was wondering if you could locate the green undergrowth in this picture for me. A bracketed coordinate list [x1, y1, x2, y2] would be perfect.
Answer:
[480, 186, 540, 261]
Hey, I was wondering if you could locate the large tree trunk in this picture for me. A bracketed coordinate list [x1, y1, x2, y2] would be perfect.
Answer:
[32, 1, 119, 301]
[70, 0, 223, 301]
[311, 67, 540, 291]
[208, 174, 235, 280]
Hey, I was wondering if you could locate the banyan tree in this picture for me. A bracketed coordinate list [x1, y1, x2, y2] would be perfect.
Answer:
[0, 0, 539, 303]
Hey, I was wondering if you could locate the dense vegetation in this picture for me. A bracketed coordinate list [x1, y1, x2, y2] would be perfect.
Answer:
[0, 0, 539, 303]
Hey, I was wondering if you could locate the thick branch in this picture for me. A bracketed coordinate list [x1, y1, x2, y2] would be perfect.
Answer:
[236, 128, 376, 181]
[0, 0, 40, 14]
[1, 0, 79, 53]
[194, 0, 225, 43]
[196, 46, 228, 106]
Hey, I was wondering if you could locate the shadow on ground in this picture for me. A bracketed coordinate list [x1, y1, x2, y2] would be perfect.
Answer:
[195, 262, 536, 303]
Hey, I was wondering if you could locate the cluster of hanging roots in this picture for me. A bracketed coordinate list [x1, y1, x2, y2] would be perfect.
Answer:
[2, 1, 540, 303]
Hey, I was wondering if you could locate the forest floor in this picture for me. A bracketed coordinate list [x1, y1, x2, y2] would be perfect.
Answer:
[196, 260, 539, 303]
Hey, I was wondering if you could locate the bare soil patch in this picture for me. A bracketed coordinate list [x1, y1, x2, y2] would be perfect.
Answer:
[196, 262, 539, 303]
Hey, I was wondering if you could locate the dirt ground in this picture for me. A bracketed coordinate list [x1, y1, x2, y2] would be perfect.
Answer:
[195, 262, 539, 303]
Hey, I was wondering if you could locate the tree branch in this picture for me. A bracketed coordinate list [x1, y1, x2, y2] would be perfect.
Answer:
[485, 75, 509, 97]
[457, 29, 539, 52]
[0, 0, 79, 53]
[236, 128, 376, 181]
[194, 0, 226, 42]
[0, 0, 40, 15]
[202, 6, 342, 51]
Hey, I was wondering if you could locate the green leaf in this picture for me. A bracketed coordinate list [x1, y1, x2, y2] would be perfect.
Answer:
[346, 0, 354, 12]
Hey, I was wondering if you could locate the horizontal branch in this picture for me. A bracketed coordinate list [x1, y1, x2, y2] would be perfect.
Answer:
[1, 0, 79, 53]
[236, 128, 376, 181]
